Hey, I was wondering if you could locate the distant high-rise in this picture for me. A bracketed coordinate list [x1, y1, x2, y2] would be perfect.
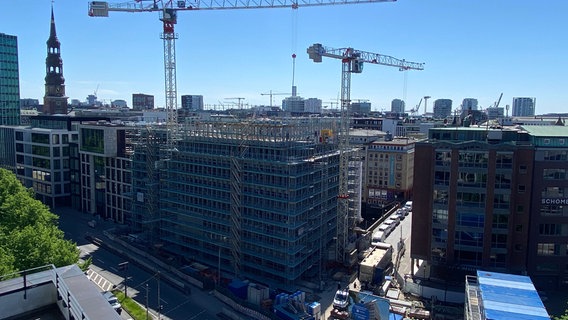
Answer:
[0, 33, 21, 125]
[351, 101, 371, 114]
[132, 93, 154, 110]
[461, 98, 478, 113]
[304, 98, 322, 113]
[433, 99, 452, 119]
[282, 96, 304, 113]
[391, 99, 405, 113]
[181, 95, 203, 111]
[43, 7, 68, 115]
[512, 97, 536, 117]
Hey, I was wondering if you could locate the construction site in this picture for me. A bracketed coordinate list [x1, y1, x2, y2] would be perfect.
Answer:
[88, 0, 423, 296]
[129, 117, 355, 288]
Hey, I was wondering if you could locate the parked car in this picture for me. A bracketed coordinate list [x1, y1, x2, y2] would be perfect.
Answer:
[404, 201, 413, 211]
[333, 289, 349, 310]
[102, 291, 122, 314]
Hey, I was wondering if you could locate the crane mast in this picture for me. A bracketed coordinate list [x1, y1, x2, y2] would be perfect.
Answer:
[161, 7, 178, 153]
[307, 43, 423, 264]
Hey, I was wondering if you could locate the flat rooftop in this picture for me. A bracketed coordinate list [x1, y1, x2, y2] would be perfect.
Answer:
[476, 270, 550, 320]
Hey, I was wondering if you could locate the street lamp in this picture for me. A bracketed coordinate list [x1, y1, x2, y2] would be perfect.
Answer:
[118, 261, 129, 297]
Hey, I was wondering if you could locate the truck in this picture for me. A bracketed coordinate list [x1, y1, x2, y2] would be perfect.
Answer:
[358, 243, 393, 289]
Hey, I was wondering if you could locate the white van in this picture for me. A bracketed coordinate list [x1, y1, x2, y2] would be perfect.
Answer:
[385, 217, 399, 227]
[404, 201, 413, 211]
[371, 230, 386, 245]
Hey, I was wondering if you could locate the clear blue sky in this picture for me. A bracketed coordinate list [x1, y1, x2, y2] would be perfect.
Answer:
[2, 0, 567, 114]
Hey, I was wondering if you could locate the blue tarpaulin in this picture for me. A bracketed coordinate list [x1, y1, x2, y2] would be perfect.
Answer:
[476, 270, 550, 320]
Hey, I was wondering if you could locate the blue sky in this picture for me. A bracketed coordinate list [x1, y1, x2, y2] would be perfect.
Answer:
[2, 0, 567, 114]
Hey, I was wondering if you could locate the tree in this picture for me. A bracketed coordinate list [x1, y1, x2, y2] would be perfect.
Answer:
[0, 169, 79, 276]
[555, 304, 568, 320]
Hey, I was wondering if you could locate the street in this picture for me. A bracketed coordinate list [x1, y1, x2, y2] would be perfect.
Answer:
[56, 207, 220, 320]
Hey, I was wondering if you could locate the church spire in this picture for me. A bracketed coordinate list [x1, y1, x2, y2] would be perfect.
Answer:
[43, 5, 68, 115]
[47, 5, 60, 49]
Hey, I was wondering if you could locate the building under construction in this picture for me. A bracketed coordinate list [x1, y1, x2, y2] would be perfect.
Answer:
[132, 117, 344, 287]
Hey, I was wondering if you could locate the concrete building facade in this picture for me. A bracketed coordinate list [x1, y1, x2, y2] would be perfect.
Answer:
[364, 136, 416, 208]
[304, 98, 322, 113]
[391, 99, 405, 113]
[433, 99, 452, 119]
[132, 93, 154, 110]
[461, 98, 478, 113]
[181, 94, 204, 111]
[78, 123, 133, 223]
[0, 33, 21, 125]
[512, 97, 536, 117]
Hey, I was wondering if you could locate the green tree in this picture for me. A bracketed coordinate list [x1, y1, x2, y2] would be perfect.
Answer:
[555, 304, 568, 320]
[0, 169, 79, 276]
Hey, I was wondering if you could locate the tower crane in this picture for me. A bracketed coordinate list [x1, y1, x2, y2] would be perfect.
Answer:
[307, 43, 423, 264]
[224, 97, 245, 109]
[89, 0, 397, 278]
[261, 91, 292, 108]
[88, 0, 396, 152]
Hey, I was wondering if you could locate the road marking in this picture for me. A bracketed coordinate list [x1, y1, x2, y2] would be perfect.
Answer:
[110, 267, 119, 272]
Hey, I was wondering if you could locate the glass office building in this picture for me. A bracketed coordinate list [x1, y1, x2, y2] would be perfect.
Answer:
[0, 33, 21, 125]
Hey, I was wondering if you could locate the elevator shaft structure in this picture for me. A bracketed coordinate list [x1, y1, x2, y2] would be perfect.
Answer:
[307, 43, 424, 264]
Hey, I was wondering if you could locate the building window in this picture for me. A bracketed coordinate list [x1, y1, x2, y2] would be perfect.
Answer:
[514, 244, 522, 252]
[434, 170, 451, 186]
[543, 168, 566, 180]
[515, 225, 523, 232]
[517, 205, 524, 214]
[542, 186, 565, 198]
[539, 223, 568, 236]
[544, 150, 568, 161]
[519, 164, 527, 174]
[433, 189, 449, 205]
[496, 152, 513, 169]
[540, 205, 568, 217]
[491, 234, 507, 249]
[456, 192, 485, 208]
[518, 185, 526, 193]
[544, 138, 551, 145]
[537, 243, 556, 256]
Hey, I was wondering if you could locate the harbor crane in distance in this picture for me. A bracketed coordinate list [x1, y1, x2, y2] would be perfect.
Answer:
[88, 0, 396, 153]
[410, 97, 422, 115]
[307, 43, 424, 265]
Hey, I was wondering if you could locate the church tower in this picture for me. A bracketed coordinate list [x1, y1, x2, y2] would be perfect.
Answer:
[43, 6, 68, 115]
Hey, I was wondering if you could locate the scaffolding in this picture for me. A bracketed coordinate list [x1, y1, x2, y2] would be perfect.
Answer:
[156, 117, 340, 287]
[130, 124, 168, 245]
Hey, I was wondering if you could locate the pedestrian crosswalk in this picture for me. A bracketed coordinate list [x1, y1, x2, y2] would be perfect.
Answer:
[86, 269, 115, 292]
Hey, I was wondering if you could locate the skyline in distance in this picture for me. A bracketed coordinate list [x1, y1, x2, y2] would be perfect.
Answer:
[2, 0, 567, 114]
